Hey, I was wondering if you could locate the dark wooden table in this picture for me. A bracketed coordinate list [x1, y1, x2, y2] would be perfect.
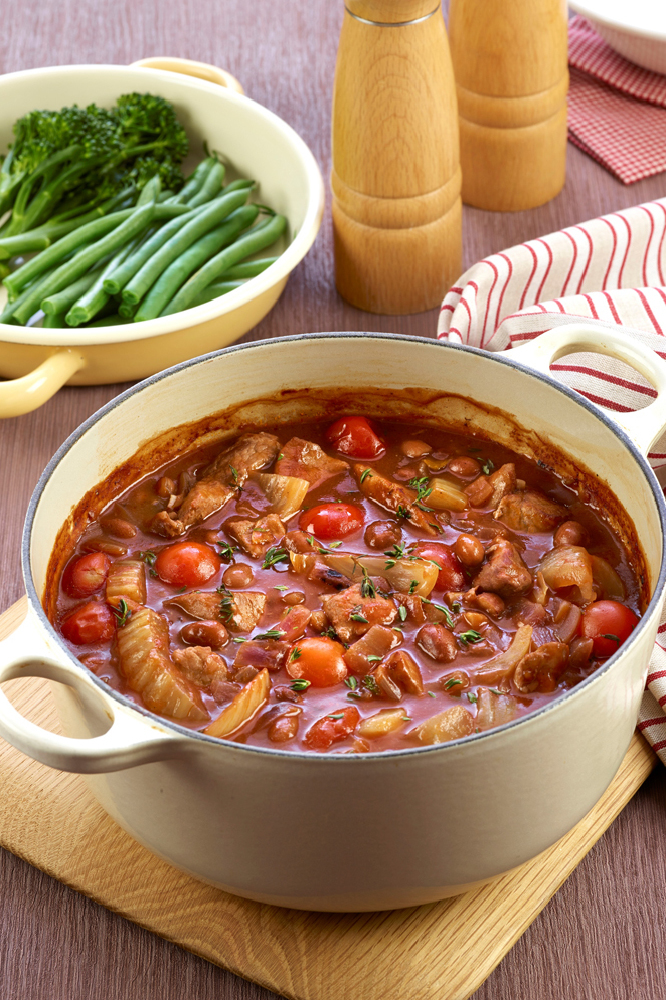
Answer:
[2, 2, 666, 997]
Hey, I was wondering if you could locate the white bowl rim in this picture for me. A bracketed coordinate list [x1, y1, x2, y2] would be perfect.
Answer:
[569, 1, 666, 44]
[22, 332, 666, 761]
[0, 63, 325, 345]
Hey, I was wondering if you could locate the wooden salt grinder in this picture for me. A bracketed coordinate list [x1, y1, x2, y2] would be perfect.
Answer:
[448, 0, 568, 212]
[331, 0, 462, 315]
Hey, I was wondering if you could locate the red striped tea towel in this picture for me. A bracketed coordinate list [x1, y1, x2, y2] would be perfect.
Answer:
[437, 196, 666, 763]
[568, 15, 666, 184]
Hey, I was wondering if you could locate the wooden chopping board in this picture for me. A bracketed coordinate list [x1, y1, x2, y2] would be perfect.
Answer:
[0, 597, 656, 1000]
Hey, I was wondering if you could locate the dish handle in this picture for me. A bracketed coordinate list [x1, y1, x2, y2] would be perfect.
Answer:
[130, 57, 244, 94]
[0, 349, 86, 418]
[0, 603, 190, 773]
[508, 324, 666, 459]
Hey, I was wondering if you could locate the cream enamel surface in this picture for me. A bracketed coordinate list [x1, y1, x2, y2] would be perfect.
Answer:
[1, 333, 665, 911]
[570, 0, 666, 73]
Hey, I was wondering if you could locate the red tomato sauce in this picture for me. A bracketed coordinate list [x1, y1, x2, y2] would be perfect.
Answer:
[52, 419, 642, 754]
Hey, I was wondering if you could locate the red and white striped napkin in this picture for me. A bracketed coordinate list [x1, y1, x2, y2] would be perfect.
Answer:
[568, 15, 666, 184]
[438, 196, 666, 763]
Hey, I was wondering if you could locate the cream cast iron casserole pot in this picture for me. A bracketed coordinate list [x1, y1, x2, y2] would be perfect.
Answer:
[0, 329, 665, 913]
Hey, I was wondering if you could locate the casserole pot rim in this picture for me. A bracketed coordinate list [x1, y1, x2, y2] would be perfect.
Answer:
[0, 63, 325, 346]
[22, 331, 666, 760]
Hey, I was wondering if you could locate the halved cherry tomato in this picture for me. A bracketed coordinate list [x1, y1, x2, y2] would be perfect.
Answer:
[62, 551, 111, 598]
[579, 600, 639, 658]
[286, 636, 348, 687]
[411, 542, 465, 592]
[155, 542, 220, 588]
[304, 706, 360, 750]
[61, 602, 116, 645]
[325, 416, 385, 459]
[299, 502, 364, 540]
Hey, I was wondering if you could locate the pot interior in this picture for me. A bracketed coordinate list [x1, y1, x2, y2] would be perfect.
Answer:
[29, 335, 661, 622]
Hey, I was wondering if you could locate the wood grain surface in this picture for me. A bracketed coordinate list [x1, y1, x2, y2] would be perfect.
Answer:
[1, 2, 666, 998]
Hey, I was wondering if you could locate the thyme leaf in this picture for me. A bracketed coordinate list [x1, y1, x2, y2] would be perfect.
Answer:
[360, 566, 376, 598]
[458, 629, 483, 646]
[216, 541, 237, 562]
[138, 550, 158, 578]
[263, 546, 289, 569]
[254, 629, 283, 641]
[111, 598, 132, 627]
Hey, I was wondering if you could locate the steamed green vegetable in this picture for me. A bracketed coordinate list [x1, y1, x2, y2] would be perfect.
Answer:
[0, 95, 289, 329]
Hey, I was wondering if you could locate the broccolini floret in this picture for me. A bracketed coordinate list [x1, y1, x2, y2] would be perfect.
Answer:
[0, 93, 188, 235]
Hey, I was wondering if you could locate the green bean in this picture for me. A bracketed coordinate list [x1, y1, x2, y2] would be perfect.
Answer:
[118, 300, 139, 320]
[103, 208, 199, 295]
[162, 214, 287, 317]
[65, 238, 141, 326]
[222, 256, 278, 279]
[2, 208, 136, 295]
[0, 265, 59, 323]
[42, 312, 66, 328]
[0, 190, 131, 262]
[136, 176, 161, 206]
[41, 266, 104, 315]
[0, 262, 10, 281]
[191, 279, 245, 306]
[186, 160, 225, 208]
[86, 313, 132, 327]
[153, 204, 192, 220]
[122, 188, 250, 306]
[166, 157, 216, 204]
[135, 205, 258, 322]
[11, 202, 157, 326]
[220, 179, 255, 195]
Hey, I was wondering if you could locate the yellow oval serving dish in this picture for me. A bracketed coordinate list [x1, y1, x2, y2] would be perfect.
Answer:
[0, 61, 325, 416]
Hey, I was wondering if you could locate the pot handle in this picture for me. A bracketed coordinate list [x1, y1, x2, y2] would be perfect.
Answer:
[508, 324, 666, 458]
[0, 606, 190, 773]
[0, 349, 86, 418]
[130, 57, 244, 94]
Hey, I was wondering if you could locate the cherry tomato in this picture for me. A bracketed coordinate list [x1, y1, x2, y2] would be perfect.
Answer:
[411, 542, 465, 592]
[155, 542, 220, 588]
[304, 706, 360, 751]
[286, 636, 348, 687]
[299, 502, 365, 540]
[62, 552, 111, 598]
[579, 600, 639, 658]
[61, 602, 116, 645]
[325, 416, 385, 459]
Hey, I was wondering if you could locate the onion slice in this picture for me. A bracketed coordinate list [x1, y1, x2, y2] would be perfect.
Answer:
[427, 477, 468, 512]
[257, 473, 309, 520]
[590, 554, 625, 600]
[473, 623, 533, 685]
[539, 545, 595, 603]
[204, 668, 271, 738]
[322, 552, 438, 596]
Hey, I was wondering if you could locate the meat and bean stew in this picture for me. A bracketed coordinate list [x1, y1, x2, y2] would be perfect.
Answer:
[53, 415, 642, 753]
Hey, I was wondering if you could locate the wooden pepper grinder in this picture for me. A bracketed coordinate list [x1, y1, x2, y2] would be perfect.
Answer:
[331, 0, 462, 315]
[448, 0, 568, 212]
